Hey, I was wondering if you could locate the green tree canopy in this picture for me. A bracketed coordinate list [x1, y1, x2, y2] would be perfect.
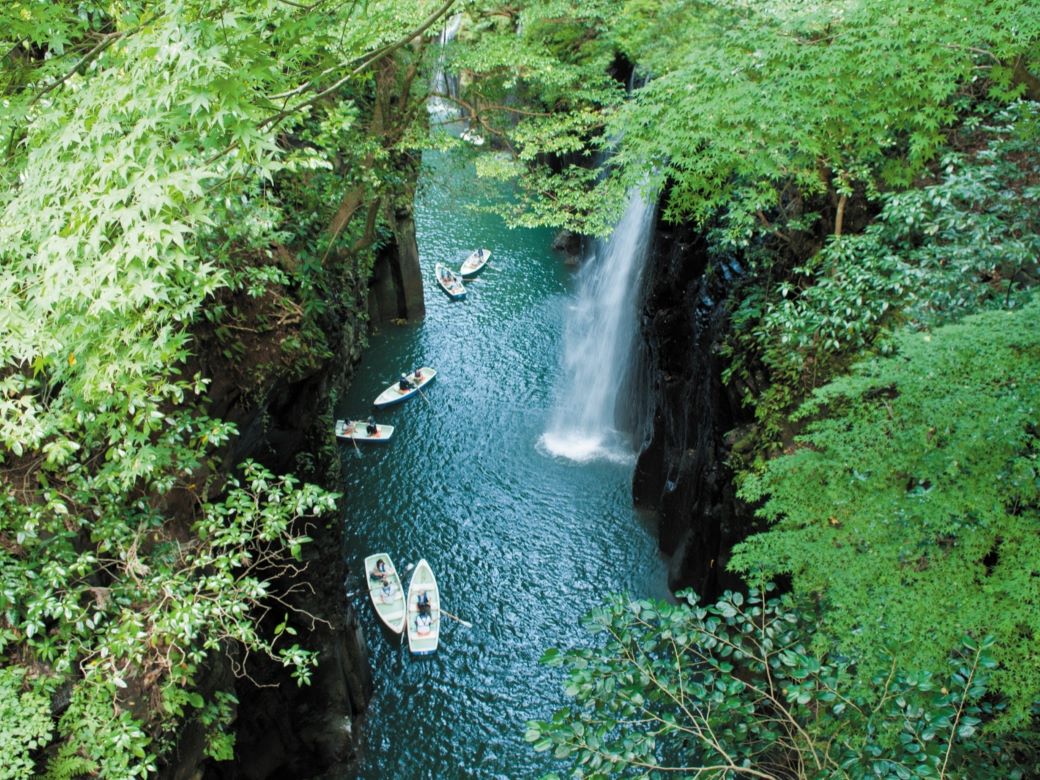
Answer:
[731, 297, 1040, 726]
[615, 0, 1040, 235]
[462, 0, 1040, 238]
[529, 588, 1027, 778]
[723, 101, 1040, 448]
[0, 0, 454, 774]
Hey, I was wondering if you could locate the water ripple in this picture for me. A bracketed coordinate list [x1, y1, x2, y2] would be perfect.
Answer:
[333, 150, 668, 779]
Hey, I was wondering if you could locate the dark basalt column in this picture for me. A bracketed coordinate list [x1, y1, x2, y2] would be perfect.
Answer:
[208, 301, 373, 780]
[633, 215, 756, 602]
[159, 268, 375, 780]
[369, 197, 425, 323]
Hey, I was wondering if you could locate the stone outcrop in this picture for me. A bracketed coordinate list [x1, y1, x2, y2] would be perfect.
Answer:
[551, 229, 583, 265]
[368, 160, 425, 324]
[633, 215, 757, 601]
[154, 272, 375, 780]
[208, 322, 372, 780]
[158, 172, 427, 777]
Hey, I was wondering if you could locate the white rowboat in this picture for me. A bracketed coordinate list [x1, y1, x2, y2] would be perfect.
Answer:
[460, 248, 491, 278]
[407, 558, 440, 655]
[372, 367, 437, 408]
[435, 262, 466, 300]
[335, 419, 394, 442]
[364, 554, 406, 634]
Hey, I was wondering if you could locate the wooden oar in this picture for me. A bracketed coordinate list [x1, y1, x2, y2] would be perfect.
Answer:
[415, 383, 434, 410]
[339, 421, 363, 457]
[440, 608, 472, 628]
[400, 564, 469, 627]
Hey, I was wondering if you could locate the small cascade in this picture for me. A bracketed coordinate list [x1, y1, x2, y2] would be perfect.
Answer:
[542, 188, 657, 463]
[427, 13, 463, 122]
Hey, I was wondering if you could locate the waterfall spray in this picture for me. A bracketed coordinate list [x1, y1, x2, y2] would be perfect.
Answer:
[427, 14, 463, 122]
[542, 188, 657, 463]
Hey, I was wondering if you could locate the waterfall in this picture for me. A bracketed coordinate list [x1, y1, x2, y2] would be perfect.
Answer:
[542, 188, 657, 463]
[427, 13, 463, 122]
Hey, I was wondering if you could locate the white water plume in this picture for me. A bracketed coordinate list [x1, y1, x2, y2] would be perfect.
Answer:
[542, 188, 656, 463]
[427, 13, 463, 122]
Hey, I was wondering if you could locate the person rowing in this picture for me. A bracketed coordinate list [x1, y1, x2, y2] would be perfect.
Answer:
[416, 589, 431, 616]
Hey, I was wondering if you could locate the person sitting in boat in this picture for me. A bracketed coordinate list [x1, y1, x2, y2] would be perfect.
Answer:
[371, 558, 388, 582]
[380, 579, 396, 601]
[412, 368, 423, 382]
[416, 590, 431, 615]
[366, 416, 379, 436]
[398, 374, 413, 391]
[416, 611, 433, 635]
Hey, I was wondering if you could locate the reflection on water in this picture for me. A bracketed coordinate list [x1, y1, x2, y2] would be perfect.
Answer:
[334, 150, 668, 779]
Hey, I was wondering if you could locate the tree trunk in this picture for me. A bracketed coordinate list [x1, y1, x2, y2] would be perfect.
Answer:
[834, 193, 847, 237]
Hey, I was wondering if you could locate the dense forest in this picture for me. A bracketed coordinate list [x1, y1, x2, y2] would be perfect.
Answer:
[2, 0, 1039, 778]
[1, 1, 444, 775]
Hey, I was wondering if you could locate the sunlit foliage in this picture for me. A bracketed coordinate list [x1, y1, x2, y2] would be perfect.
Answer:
[723, 102, 1040, 446]
[0, 0, 451, 773]
[529, 588, 1029, 778]
[732, 298, 1040, 727]
[461, 0, 1040, 238]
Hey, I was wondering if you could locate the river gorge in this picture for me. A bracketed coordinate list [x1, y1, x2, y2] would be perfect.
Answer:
[335, 147, 670, 778]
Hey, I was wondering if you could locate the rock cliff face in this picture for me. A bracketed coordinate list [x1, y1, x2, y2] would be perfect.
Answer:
[368, 158, 426, 324]
[633, 215, 757, 601]
[206, 311, 371, 780]
[159, 200, 423, 780]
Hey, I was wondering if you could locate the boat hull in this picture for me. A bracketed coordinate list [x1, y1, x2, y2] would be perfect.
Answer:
[407, 558, 440, 655]
[460, 248, 491, 277]
[372, 367, 437, 407]
[336, 420, 394, 441]
[364, 554, 406, 634]
[435, 262, 466, 299]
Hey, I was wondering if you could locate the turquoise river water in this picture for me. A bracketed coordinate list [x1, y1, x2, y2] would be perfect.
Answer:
[333, 149, 669, 779]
